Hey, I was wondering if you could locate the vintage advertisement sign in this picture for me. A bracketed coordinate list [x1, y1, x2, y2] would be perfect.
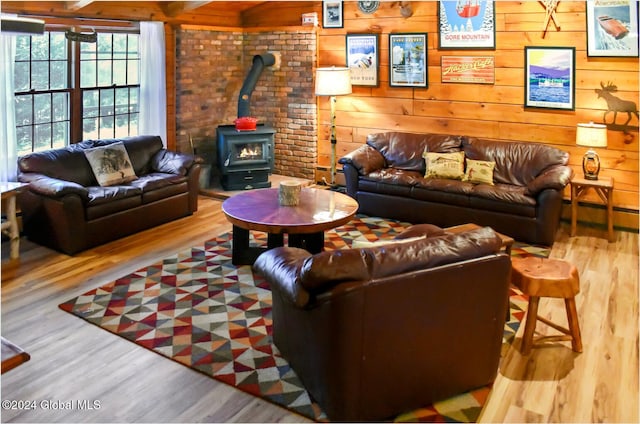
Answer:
[346, 34, 379, 87]
[441, 56, 495, 84]
[586, 0, 638, 57]
[389, 33, 427, 87]
[438, 0, 496, 49]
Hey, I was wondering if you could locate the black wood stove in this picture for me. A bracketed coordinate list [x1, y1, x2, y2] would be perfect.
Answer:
[217, 53, 276, 191]
[216, 124, 275, 190]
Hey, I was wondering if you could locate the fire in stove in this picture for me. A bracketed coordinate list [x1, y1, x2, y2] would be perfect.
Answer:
[237, 143, 263, 160]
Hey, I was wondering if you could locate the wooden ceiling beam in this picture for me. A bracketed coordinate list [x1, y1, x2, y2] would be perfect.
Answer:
[164, 1, 215, 17]
[65, 0, 95, 12]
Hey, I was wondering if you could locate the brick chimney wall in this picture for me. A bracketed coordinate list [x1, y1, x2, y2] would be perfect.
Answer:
[175, 27, 317, 181]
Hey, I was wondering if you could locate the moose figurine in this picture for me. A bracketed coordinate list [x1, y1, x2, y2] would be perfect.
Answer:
[595, 81, 639, 127]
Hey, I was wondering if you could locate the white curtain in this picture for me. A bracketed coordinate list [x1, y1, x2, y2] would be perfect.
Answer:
[139, 21, 167, 147]
[0, 29, 18, 181]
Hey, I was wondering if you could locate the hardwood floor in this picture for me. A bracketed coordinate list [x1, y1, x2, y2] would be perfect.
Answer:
[1, 196, 637, 423]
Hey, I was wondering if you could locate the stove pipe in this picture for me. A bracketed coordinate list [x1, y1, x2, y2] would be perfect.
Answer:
[238, 53, 276, 118]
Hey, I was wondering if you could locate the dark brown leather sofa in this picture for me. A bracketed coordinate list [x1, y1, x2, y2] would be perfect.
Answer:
[253, 226, 512, 422]
[339, 132, 573, 245]
[17, 135, 202, 255]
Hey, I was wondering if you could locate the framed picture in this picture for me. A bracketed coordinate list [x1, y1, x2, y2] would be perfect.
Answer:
[438, 0, 496, 50]
[586, 0, 638, 57]
[389, 33, 428, 88]
[441, 56, 495, 84]
[322, 1, 343, 29]
[346, 34, 379, 86]
[524, 46, 576, 110]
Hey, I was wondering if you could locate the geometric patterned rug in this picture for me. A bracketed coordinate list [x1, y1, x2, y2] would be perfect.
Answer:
[59, 215, 549, 422]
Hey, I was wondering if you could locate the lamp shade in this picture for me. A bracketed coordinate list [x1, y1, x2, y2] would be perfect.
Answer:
[315, 67, 352, 96]
[576, 122, 608, 148]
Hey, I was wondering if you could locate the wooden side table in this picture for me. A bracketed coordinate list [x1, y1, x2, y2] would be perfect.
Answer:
[1, 182, 29, 260]
[1, 337, 30, 374]
[445, 222, 514, 255]
[570, 176, 614, 242]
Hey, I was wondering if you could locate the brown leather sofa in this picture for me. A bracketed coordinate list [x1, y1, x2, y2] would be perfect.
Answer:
[253, 225, 512, 422]
[339, 132, 573, 245]
[17, 135, 202, 255]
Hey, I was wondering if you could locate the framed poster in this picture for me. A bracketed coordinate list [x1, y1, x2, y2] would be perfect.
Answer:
[346, 34, 379, 86]
[441, 56, 494, 84]
[438, 0, 496, 50]
[389, 33, 428, 88]
[524, 46, 576, 110]
[586, 0, 638, 57]
[322, 1, 343, 29]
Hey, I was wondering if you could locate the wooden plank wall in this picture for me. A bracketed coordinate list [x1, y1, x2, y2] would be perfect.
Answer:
[309, 1, 639, 215]
[4, 1, 639, 222]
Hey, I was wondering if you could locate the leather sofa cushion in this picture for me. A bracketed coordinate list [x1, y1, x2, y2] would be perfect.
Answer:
[86, 185, 142, 206]
[296, 226, 501, 294]
[469, 196, 536, 218]
[470, 183, 536, 206]
[463, 137, 569, 187]
[414, 178, 475, 195]
[367, 132, 463, 172]
[129, 173, 187, 192]
[410, 185, 472, 208]
[17, 136, 164, 187]
[18, 148, 96, 186]
[142, 182, 188, 204]
[359, 179, 413, 198]
[394, 223, 445, 239]
[152, 149, 197, 176]
[118, 136, 163, 175]
[86, 195, 143, 220]
[362, 168, 423, 186]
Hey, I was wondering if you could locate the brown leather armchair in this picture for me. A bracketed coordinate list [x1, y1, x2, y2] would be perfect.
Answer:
[253, 226, 512, 421]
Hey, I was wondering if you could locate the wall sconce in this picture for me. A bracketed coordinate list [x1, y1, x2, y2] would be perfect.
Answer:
[576, 122, 608, 180]
[315, 67, 352, 187]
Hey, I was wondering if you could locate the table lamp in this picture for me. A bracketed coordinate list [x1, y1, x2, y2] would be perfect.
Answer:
[576, 122, 607, 180]
[315, 67, 352, 186]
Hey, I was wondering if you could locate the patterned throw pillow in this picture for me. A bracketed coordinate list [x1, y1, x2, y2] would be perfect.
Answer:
[463, 159, 495, 185]
[422, 151, 465, 180]
[84, 142, 137, 187]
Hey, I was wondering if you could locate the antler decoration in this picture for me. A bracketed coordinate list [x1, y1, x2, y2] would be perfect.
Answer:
[541, 0, 561, 38]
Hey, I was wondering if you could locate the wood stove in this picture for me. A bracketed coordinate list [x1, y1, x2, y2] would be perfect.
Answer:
[217, 52, 277, 191]
[216, 124, 275, 190]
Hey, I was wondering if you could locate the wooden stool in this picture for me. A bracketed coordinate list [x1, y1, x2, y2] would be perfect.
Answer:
[511, 257, 583, 355]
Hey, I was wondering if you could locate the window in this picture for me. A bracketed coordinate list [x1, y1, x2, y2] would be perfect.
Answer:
[14, 32, 71, 154]
[80, 33, 139, 140]
[14, 29, 139, 156]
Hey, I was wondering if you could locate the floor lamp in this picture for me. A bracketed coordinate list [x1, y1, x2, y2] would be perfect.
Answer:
[315, 67, 352, 187]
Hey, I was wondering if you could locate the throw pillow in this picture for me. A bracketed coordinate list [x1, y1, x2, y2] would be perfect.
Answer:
[463, 159, 495, 185]
[84, 142, 137, 187]
[422, 151, 465, 180]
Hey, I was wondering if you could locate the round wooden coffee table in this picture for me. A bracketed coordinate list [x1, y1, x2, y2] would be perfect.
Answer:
[222, 187, 359, 265]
